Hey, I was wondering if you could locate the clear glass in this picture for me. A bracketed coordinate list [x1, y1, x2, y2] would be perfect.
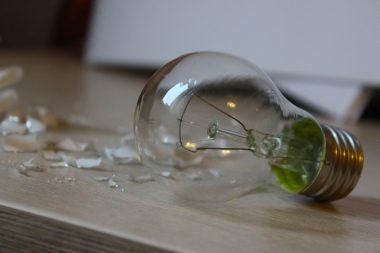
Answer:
[134, 52, 325, 202]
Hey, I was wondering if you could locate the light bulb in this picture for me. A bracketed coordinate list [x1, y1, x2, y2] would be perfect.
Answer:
[134, 52, 363, 202]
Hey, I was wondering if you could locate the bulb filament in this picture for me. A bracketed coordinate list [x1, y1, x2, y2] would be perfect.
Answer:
[177, 93, 281, 159]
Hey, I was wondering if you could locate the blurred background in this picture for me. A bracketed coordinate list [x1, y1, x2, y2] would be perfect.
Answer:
[0, 0, 379, 122]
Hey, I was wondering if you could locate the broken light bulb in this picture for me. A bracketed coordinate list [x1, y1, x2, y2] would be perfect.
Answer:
[134, 52, 363, 202]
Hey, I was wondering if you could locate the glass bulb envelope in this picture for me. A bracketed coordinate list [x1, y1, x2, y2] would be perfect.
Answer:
[134, 52, 363, 202]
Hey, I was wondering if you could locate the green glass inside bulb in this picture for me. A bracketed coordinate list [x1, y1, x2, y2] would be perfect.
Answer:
[270, 118, 325, 193]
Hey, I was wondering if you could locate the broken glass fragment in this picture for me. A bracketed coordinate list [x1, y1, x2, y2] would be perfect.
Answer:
[75, 157, 102, 169]
[93, 176, 109, 182]
[108, 178, 119, 188]
[58, 152, 102, 169]
[42, 150, 61, 161]
[49, 161, 68, 168]
[126, 174, 155, 183]
[160, 170, 175, 179]
[57, 138, 88, 152]
[184, 171, 202, 181]
[18, 153, 46, 175]
[103, 145, 141, 164]
[206, 168, 222, 177]
[2, 134, 45, 152]
[0, 115, 27, 135]
[26, 116, 46, 133]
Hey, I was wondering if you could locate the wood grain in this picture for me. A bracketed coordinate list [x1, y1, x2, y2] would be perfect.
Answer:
[0, 50, 379, 253]
[0, 205, 174, 253]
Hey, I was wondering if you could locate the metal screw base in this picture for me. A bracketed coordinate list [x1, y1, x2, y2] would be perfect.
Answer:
[301, 124, 364, 201]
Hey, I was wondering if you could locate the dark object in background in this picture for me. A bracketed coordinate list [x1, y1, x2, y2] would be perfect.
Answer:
[362, 90, 380, 120]
[53, 0, 94, 53]
[0, 0, 93, 52]
[0, 0, 63, 48]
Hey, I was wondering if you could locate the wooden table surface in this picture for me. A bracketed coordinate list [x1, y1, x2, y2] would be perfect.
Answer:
[0, 50, 379, 253]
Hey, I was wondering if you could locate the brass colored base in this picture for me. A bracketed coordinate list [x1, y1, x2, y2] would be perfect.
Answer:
[301, 124, 364, 201]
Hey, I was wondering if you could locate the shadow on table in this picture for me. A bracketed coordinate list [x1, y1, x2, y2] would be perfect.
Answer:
[179, 194, 380, 238]
[257, 195, 380, 236]
[306, 195, 380, 220]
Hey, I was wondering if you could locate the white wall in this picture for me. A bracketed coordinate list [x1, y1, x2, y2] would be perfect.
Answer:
[86, 0, 380, 85]
[85, 0, 380, 121]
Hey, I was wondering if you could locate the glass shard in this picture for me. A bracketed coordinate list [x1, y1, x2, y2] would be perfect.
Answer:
[18, 153, 46, 175]
[49, 161, 68, 168]
[58, 152, 101, 169]
[57, 138, 88, 152]
[26, 116, 46, 133]
[0, 115, 27, 135]
[103, 145, 141, 165]
[2, 134, 45, 152]
[160, 171, 175, 179]
[206, 168, 222, 177]
[120, 133, 135, 145]
[126, 174, 155, 183]
[42, 150, 61, 161]
[93, 176, 109, 182]
[184, 171, 202, 181]
[108, 178, 119, 188]
[75, 157, 102, 169]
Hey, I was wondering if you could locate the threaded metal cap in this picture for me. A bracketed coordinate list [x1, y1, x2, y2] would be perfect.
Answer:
[301, 124, 364, 201]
